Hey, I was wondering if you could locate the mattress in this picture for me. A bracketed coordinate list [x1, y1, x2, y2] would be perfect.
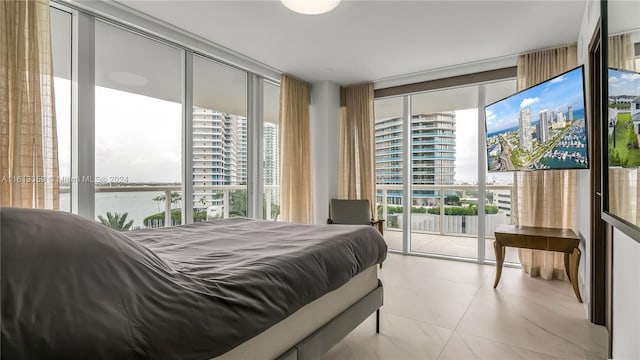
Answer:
[1, 208, 387, 360]
[214, 265, 378, 359]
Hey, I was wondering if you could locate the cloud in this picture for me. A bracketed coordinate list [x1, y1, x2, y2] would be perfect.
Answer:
[486, 110, 496, 121]
[621, 72, 640, 81]
[550, 75, 565, 83]
[609, 76, 619, 82]
[520, 97, 539, 108]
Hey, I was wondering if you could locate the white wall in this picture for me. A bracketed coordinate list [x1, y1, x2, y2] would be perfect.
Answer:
[310, 81, 340, 224]
[575, 0, 600, 316]
[612, 229, 640, 359]
[577, 2, 640, 357]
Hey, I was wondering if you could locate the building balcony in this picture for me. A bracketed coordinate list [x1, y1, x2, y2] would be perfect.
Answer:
[375, 184, 517, 262]
[193, 144, 224, 149]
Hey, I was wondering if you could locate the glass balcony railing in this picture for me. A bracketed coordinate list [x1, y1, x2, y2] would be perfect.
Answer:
[376, 184, 516, 261]
[377, 184, 514, 233]
[59, 185, 280, 232]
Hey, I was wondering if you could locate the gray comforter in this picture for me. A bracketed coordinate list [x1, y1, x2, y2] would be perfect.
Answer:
[1, 207, 386, 360]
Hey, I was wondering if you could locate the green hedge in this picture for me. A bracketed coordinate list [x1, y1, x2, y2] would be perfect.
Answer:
[384, 205, 428, 214]
[427, 205, 499, 216]
[383, 204, 499, 216]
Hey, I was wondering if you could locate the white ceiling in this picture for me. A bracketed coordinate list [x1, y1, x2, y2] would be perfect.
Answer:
[115, 0, 588, 85]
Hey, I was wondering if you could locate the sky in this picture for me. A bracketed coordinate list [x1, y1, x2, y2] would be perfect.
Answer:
[453, 109, 512, 184]
[608, 68, 640, 97]
[485, 66, 586, 134]
[453, 109, 478, 183]
[94, 87, 182, 183]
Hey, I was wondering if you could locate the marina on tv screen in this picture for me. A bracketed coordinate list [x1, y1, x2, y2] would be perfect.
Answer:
[485, 66, 588, 172]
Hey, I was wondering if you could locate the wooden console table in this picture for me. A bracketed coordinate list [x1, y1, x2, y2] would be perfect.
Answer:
[493, 224, 582, 303]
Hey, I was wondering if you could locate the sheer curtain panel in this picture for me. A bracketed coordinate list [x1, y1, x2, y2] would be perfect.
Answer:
[279, 74, 313, 223]
[1, 0, 59, 209]
[513, 45, 578, 280]
[338, 82, 376, 216]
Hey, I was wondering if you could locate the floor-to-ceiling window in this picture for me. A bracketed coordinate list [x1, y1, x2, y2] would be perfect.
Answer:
[374, 75, 518, 264]
[409, 86, 479, 259]
[375, 96, 404, 251]
[49, 4, 277, 228]
[94, 20, 183, 230]
[192, 55, 248, 220]
[485, 79, 520, 263]
[263, 81, 280, 220]
[50, 7, 72, 212]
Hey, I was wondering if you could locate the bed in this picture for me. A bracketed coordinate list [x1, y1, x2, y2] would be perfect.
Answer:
[0, 207, 387, 360]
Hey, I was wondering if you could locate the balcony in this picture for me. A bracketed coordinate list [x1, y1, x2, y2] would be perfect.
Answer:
[61, 184, 280, 231]
[376, 184, 519, 263]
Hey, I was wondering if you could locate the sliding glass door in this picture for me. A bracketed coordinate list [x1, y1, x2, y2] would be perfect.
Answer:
[374, 79, 517, 264]
[409, 86, 479, 259]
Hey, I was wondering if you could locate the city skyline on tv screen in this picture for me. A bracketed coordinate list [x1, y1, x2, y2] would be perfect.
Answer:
[485, 66, 588, 172]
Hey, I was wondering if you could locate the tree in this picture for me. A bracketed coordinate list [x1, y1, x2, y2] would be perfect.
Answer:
[445, 194, 460, 206]
[152, 192, 182, 210]
[98, 212, 134, 231]
[229, 189, 247, 217]
[263, 198, 280, 220]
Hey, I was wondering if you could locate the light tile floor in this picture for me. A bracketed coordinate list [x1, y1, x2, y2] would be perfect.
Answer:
[323, 254, 608, 360]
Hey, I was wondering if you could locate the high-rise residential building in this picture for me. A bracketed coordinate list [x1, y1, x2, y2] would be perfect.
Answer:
[263, 122, 279, 187]
[223, 114, 239, 185]
[263, 122, 280, 211]
[193, 108, 228, 208]
[518, 107, 532, 151]
[234, 116, 248, 185]
[538, 109, 549, 143]
[192, 108, 251, 210]
[375, 112, 456, 205]
[568, 105, 574, 121]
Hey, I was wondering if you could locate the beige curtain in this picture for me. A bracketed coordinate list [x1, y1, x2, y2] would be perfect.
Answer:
[608, 34, 639, 225]
[513, 45, 577, 280]
[0, 0, 59, 209]
[608, 34, 635, 71]
[338, 83, 376, 216]
[279, 74, 313, 223]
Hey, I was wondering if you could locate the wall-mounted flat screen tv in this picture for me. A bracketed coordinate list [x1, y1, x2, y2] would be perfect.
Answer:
[485, 65, 588, 172]
[607, 67, 640, 168]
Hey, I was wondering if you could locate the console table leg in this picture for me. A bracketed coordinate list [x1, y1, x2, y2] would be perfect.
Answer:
[493, 241, 504, 288]
[570, 248, 583, 303]
[563, 253, 571, 282]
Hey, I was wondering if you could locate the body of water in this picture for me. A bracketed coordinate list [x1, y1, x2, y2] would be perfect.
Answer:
[60, 191, 169, 229]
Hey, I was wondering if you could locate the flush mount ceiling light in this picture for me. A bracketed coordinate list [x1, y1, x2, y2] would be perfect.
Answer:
[281, 0, 341, 15]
